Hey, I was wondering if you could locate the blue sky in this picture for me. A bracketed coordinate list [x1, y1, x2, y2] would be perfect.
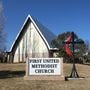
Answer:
[2, 0, 90, 50]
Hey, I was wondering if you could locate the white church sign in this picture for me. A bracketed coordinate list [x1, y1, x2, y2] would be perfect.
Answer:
[29, 58, 61, 75]
[24, 58, 64, 80]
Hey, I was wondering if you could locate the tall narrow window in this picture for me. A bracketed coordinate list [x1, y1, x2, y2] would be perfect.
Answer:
[18, 45, 20, 62]
[25, 32, 27, 58]
[22, 38, 24, 62]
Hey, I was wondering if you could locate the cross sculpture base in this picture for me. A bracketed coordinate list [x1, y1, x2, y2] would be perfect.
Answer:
[65, 64, 84, 81]
[65, 58, 84, 81]
[70, 63, 79, 78]
[65, 63, 81, 81]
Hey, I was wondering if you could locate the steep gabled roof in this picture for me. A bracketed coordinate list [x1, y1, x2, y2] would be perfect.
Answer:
[10, 15, 59, 52]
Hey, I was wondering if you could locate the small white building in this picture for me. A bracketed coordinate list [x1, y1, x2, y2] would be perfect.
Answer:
[8, 15, 59, 63]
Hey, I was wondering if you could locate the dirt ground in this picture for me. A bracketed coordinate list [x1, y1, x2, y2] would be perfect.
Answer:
[0, 63, 90, 90]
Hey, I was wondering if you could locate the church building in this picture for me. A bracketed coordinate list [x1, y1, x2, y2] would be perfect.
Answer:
[8, 15, 59, 63]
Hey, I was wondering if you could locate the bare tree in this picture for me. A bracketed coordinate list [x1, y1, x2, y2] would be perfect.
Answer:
[0, 2, 6, 52]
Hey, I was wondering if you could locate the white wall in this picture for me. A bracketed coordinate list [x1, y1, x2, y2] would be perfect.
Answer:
[14, 47, 19, 62]
[13, 22, 49, 63]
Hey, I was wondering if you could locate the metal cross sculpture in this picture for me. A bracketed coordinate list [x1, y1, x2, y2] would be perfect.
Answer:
[64, 32, 84, 78]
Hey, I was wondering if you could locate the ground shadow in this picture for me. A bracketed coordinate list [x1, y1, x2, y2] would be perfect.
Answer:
[84, 63, 90, 66]
[0, 70, 25, 79]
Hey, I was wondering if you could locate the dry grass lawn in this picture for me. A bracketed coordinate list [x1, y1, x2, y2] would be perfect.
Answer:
[0, 63, 90, 90]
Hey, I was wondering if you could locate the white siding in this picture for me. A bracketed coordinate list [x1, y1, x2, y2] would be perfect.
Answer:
[13, 22, 49, 62]
[31, 22, 49, 58]
[14, 47, 19, 62]
[19, 39, 23, 62]
[23, 36, 26, 62]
